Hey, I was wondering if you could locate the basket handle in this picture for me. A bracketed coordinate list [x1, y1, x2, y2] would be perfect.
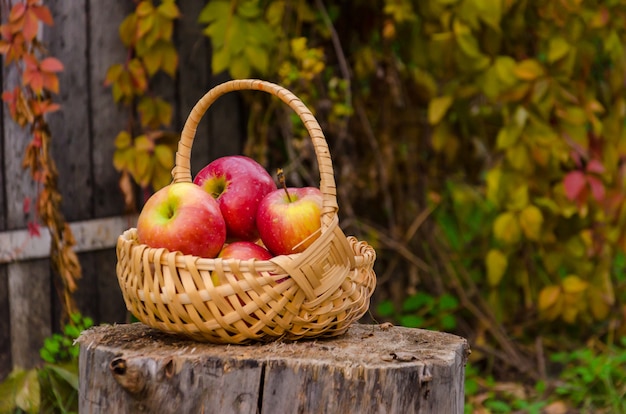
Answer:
[172, 79, 338, 230]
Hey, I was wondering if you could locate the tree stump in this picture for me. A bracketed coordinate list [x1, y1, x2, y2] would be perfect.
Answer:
[77, 323, 470, 414]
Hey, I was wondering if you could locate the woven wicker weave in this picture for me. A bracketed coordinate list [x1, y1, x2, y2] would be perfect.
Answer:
[116, 79, 376, 344]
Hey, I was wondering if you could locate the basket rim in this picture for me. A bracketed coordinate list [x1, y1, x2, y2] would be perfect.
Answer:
[171, 79, 339, 231]
[118, 222, 374, 271]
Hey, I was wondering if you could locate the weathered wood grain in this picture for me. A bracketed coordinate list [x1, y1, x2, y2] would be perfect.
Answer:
[2, 64, 35, 231]
[78, 323, 469, 414]
[8, 260, 52, 370]
[88, 0, 133, 217]
[45, 0, 92, 222]
[208, 72, 245, 159]
[0, 265, 11, 380]
[176, 0, 213, 176]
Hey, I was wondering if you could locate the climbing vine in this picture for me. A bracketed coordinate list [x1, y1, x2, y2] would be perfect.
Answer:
[105, 0, 181, 210]
[0, 0, 81, 319]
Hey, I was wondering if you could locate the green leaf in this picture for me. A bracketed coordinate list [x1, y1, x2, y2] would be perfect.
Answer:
[230, 55, 251, 79]
[428, 95, 454, 125]
[225, 16, 247, 55]
[399, 315, 424, 328]
[237, 0, 261, 19]
[402, 292, 434, 312]
[245, 45, 269, 74]
[440, 314, 457, 330]
[376, 300, 395, 316]
[45, 364, 79, 391]
[0, 369, 41, 414]
[438, 294, 459, 311]
[63, 324, 81, 339]
[212, 46, 231, 74]
[198, 0, 230, 23]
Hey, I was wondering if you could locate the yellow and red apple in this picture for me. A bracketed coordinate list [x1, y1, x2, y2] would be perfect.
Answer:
[193, 156, 276, 241]
[136, 182, 226, 258]
[211, 241, 273, 286]
[256, 187, 323, 256]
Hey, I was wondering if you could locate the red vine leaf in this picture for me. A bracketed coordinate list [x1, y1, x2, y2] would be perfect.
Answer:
[22, 8, 40, 40]
[563, 171, 586, 201]
[22, 54, 62, 94]
[586, 159, 605, 174]
[27, 221, 41, 238]
[40, 57, 64, 72]
[23, 197, 32, 214]
[587, 176, 605, 202]
[30, 5, 54, 26]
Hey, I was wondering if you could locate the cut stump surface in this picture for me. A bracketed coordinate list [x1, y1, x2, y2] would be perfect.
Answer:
[78, 323, 470, 414]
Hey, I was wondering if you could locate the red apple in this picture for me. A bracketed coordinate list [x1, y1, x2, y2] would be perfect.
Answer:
[136, 182, 226, 258]
[256, 187, 323, 256]
[219, 241, 274, 261]
[193, 155, 277, 241]
[212, 241, 273, 286]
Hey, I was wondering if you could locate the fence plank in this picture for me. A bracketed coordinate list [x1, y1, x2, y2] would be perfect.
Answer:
[2, 45, 42, 382]
[176, 0, 213, 176]
[208, 72, 245, 159]
[88, 0, 133, 217]
[8, 260, 52, 370]
[85, 0, 137, 328]
[3, 65, 35, 231]
[45, 0, 92, 222]
[0, 265, 11, 379]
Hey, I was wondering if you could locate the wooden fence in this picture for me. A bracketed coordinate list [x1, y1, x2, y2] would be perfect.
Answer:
[0, 0, 244, 381]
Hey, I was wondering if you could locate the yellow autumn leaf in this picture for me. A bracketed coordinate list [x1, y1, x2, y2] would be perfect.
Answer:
[547, 37, 570, 63]
[588, 286, 610, 321]
[506, 184, 529, 211]
[486, 249, 508, 287]
[154, 144, 174, 169]
[519, 204, 543, 240]
[428, 95, 454, 125]
[134, 135, 153, 151]
[486, 168, 503, 206]
[506, 143, 531, 172]
[493, 211, 521, 245]
[561, 275, 588, 294]
[561, 306, 579, 324]
[538, 285, 561, 311]
[114, 130, 132, 149]
[514, 59, 545, 81]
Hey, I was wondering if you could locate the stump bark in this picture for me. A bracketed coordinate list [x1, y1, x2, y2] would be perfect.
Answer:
[77, 323, 470, 414]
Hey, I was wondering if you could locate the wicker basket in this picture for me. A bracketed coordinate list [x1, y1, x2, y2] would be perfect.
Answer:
[116, 79, 376, 344]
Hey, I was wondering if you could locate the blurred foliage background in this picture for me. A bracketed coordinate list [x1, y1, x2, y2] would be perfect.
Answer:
[108, 0, 626, 411]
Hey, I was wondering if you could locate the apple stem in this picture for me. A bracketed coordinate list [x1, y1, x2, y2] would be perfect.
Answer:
[277, 168, 293, 202]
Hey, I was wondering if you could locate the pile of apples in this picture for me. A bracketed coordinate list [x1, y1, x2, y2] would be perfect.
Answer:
[136, 155, 323, 267]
